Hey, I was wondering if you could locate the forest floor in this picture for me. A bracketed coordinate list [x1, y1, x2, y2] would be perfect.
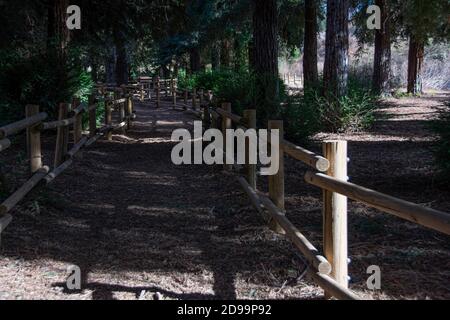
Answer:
[0, 92, 449, 300]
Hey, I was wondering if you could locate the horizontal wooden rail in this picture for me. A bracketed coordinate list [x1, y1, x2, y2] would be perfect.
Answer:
[216, 108, 243, 124]
[237, 177, 268, 218]
[215, 106, 329, 173]
[238, 170, 332, 275]
[0, 214, 13, 245]
[257, 193, 332, 274]
[67, 137, 88, 158]
[44, 159, 74, 184]
[0, 138, 11, 152]
[0, 166, 49, 215]
[73, 104, 86, 115]
[310, 272, 360, 300]
[0, 113, 47, 139]
[0, 214, 12, 233]
[42, 118, 75, 130]
[305, 172, 450, 235]
[282, 140, 330, 172]
[113, 98, 127, 105]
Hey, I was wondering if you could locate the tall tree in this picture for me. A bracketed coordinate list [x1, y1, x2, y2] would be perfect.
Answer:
[407, 35, 424, 95]
[251, 0, 279, 118]
[372, 0, 391, 96]
[189, 47, 202, 73]
[251, 0, 279, 77]
[48, 0, 70, 61]
[323, 0, 349, 98]
[401, 0, 450, 94]
[303, 0, 319, 89]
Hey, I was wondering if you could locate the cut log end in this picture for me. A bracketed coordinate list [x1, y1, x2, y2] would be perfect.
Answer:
[317, 259, 332, 275]
[316, 157, 330, 172]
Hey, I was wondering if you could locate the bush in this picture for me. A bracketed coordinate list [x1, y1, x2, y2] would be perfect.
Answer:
[0, 49, 93, 126]
[320, 81, 377, 133]
[433, 104, 450, 180]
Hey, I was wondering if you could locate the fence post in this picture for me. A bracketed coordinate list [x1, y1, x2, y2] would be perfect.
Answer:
[165, 80, 169, 98]
[243, 109, 257, 190]
[127, 92, 133, 130]
[192, 88, 197, 110]
[172, 83, 177, 109]
[323, 140, 349, 295]
[222, 103, 232, 171]
[199, 89, 204, 106]
[105, 99, 113, 141]
[26, 105, 42, 173]
[116, 89, 125, 133]
[156, 77, 161, 109]
[202, 104, 211, 130]
[88, 94, 97, 138]
[54, 103, 70, 167]
[73, 98, 83, 144]
[140, 83, 145, 102]
[268, 120, 285, 234]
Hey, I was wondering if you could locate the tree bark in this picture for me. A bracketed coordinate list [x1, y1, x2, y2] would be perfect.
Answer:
[251, 0, 280, 119]
[105, 44, 116, 85]
[303, 0, 319, 89]
[47, 0, 70, 66]
[211, 42, 221, 71]
[407, 35, 424, 95]
[190, 48, 202, 73]
[221, 39, 233, 69]
[252, 0, 279, 77]
[372, 0, 391, 96]
[323, 0, 349, 98]
[115, 38, 129, 86]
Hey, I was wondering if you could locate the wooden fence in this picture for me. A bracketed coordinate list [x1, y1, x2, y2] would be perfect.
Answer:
[0, 85, 136, 244]
[2, 76, 449, 300]
[197, 101, 450, 300]
[281, 73, 303, 88]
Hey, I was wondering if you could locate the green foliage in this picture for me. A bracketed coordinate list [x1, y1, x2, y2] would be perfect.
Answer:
[0, 49, 93, 126]
[284, 78, 378, 142]
[432, 104, 450, 180]
[178, 69, 258, 116]
[281, 89, 322, 145]
[320, 80, 378, 133]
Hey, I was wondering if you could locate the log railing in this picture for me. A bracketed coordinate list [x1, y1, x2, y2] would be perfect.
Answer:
[202, 102, 450, 300]
[0, 85, 136, 241]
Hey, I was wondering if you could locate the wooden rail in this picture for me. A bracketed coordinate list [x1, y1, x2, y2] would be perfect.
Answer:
[305, 172, 450, 235]
[207, 101, 450, 300]
[0, 112, 48, 139]
[0, 84, 137, 240]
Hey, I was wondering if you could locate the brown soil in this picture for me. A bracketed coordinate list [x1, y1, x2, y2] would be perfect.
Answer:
[0, 93, 449, 300]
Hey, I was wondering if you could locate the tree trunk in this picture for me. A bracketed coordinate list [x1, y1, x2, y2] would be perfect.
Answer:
[190, 48, 202, 73]
[105, 42, 116, 84]
[303, 0, 319, 89]
[115, 43, 129, 86]
[211, 41, 221, 71]
[252, 0, 279, 77]
[234, 36, 246, 72]
[323, 0, 349, 98]
[47, 0, 70, 72]
[407, 36, 424, 95]
[372, 0, 391, 96]
[221, 39, 233, 69]
[251, 0, 280, 119]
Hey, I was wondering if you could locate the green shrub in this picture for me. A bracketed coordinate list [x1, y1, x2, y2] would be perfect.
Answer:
[281, 89, 322, 145]
[0, 49, 93, 126]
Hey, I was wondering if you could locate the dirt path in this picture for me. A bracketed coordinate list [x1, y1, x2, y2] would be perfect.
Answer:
[0, 100, 321, 300]
[1, 93, 449, 300]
